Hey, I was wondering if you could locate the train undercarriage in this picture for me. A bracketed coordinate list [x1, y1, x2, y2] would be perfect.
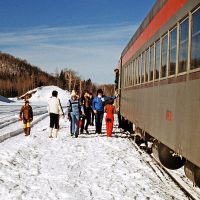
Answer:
[119, 115, 200, 188]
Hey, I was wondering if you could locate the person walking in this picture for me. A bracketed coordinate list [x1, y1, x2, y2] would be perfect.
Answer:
[92, 89, 116, 134]
[19, 100, 33, 136]
[89, 92, 95, 126]
[66, 90, 84, 138]
[104, 98, 115, 137]
[80, 90, 91, 134]
[47, 90, 64, 138]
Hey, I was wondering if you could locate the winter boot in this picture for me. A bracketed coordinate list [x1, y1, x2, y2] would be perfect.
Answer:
[24, 128, 27, 136]
[27, 127, 31, 136]
[49, 128, 53, 138]
[55, 129, 59, 138]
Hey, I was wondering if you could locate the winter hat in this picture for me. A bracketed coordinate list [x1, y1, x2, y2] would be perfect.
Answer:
[52, 90, 58, 97]
[97, 89, 103, 95]
[71, 90, 77, 97]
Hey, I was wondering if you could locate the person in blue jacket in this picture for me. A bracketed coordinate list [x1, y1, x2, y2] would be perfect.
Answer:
[92, 89, 116, 134]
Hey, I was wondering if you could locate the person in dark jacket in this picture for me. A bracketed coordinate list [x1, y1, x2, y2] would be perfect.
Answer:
[80, 90, 91, 134]
[92, 89, 116, 134]
[19, 100, 33, 136]
[89, 92, 95, 126]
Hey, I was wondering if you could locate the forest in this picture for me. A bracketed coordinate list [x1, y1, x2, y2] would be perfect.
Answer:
[0, 52, 114, 97]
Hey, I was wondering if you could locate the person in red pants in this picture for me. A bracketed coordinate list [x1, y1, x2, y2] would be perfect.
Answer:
[104, 99, 115, 137]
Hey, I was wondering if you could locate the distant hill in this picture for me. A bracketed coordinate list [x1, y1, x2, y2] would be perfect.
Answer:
[0, 52, 60, 97]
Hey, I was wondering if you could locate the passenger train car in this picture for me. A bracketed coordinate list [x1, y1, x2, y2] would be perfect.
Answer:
[115, 0, 200, 187]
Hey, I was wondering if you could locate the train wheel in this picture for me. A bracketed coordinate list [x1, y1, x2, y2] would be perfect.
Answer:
[158, 143, 186, 170]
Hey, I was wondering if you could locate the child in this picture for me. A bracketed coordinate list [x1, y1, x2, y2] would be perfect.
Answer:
[104, 98, 115, 137]
[19, 100, 33, 136]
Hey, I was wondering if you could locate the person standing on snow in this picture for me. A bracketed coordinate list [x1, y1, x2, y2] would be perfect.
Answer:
[92, 89, 116, 134]
[19, 100, 33, 136]
[89, 92, 95, 126]
[47, 90, 64, 138]
[104, 98, 115, 137]
[66, 90, 84, 138]
[80, 90, 91, 134]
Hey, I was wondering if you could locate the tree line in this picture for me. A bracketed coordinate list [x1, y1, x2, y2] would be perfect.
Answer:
[0, 52, 114, 97]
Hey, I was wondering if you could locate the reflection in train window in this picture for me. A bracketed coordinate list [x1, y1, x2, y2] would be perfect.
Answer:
[179, 18, 189, 73]
[150, 45, 154, 81]
[134, 60, 137, 85]
[141, 52, 145, 83]
[155, 41, 160, 79]
[169, 27, 177, 76]
[145, 49, 149, 82]
[161, 35, 168, 78]
[191, 8, 200, 70]
[131, 62, 134, 85]
[137, 57, 140, 84]
[135, 59, 139, 84]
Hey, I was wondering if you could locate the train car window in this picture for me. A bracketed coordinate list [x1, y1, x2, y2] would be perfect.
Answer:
[161, 34, 168, 78]
[150, 45, 154, 81]
[128, 64, 130, 86]
[179, 18, 189, 73]
[191, 8, 200, 70]
[169, 27, 177, 76]
[155, 41, 160, 79]
[133, 60, 135, 85]
[124, 66, 127, 87]
[123, 67, 126, 87]
[141, 52, 145, 83]
[131, 61, 134, 85]
[136, 58, 139, 84]
[130, 63, 132, 85]
[145, 49, 150, 82]
[138, 56, 142, 84]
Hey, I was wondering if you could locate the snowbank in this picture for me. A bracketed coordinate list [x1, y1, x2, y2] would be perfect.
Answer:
[22, 86, 70, 105]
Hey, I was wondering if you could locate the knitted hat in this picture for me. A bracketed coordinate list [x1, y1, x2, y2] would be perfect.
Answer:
[71, 90, 77, 97]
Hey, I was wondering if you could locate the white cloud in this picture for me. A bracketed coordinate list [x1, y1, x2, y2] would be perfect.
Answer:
[0, 23, 138, 83]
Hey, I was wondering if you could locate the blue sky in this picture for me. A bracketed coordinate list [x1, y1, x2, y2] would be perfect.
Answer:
[0, 0, 156, 83]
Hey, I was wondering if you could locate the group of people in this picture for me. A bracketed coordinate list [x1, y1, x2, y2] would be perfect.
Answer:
[19, 89, 117, 138]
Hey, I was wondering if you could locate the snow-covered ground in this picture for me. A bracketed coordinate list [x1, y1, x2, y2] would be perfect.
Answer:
[0, 86, 69, 138]
[0, 115, 190, 200]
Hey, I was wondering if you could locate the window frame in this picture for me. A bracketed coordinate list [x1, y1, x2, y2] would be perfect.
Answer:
[160, 33, 168, 80]
[155, 39, 161, 80]
[168, 25, 178, 78]
[177, 16, 189, 76]
[189, 6, 200, 72]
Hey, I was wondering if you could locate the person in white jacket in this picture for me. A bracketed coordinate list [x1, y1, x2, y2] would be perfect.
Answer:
[47, 90, 64, 138]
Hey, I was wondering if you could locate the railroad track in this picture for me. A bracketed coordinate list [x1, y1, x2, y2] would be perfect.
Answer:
[0, 113, 49, 143]
[126, 133, 200, 200]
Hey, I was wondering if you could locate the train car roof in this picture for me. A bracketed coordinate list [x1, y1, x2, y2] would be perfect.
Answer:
[121, 0, 167, 57]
